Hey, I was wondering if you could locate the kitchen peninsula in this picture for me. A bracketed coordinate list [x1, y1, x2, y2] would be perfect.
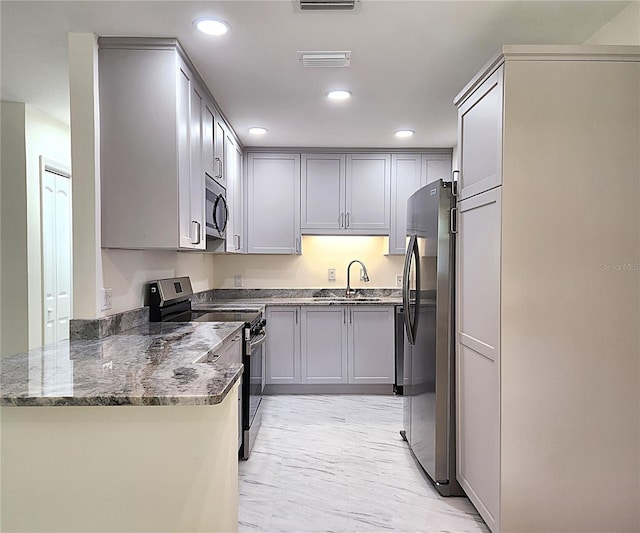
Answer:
[0, 321, 243, 533]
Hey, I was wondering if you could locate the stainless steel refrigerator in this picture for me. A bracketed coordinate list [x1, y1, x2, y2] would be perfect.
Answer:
[400, 180, 463, 497]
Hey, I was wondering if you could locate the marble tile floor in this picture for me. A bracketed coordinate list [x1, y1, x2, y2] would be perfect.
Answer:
[239, 395, 489, 533]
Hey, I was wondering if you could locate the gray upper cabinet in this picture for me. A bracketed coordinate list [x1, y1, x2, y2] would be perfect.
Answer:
[100, 41, 204, 250]
[457, 66, 503, 200]
[423, 154, 452, 186]
[246, 153, 301, 254]
[223, 130, 244, 253]
[202, 103, 216, 183]
[213, 116, 226, 187]
[300, 153, 345, 231]
[389, 154, 422, 255]
[345, 154, 391, 233]
[99, 38, 244, 251]
[301, 152, 391, 235]
[389, 152, 452, 255]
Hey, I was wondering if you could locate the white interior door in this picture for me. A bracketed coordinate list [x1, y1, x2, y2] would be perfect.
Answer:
[42, 161, 72, 345]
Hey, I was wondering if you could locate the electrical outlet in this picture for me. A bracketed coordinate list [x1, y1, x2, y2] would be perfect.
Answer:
[328, 268, 336, 281]
[396, 274, 403, 287]
[234, 274, 243, 288]
[101, 288, 113, 311]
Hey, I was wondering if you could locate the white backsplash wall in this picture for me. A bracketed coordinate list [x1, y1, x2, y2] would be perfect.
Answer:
[102, 249, 215, 314]
[213, 236, 405, 289]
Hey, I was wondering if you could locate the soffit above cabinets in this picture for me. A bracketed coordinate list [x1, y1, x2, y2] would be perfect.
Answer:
[1, 0, 631, 148]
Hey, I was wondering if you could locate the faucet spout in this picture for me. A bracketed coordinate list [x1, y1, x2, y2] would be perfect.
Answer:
[346, 260, 370, 297]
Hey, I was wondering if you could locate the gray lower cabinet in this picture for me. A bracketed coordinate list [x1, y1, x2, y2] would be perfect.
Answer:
[265, 307, 301, 384]
[266, 304, 395, 388]
[301, 307, 348, 384]
[348, 307, 395, 384]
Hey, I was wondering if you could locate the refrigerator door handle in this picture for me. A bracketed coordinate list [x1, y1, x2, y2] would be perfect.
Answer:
[402, 234, 418, 345]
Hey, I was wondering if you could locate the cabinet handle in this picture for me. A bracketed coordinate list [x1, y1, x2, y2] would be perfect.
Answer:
[452, 170, 460, 197]
[235, 234, 241, 250]
[192, 221, 201, 244]
[215, 157, 223, 179]
[343, 308, 346, 324]
[450, 207, 458, 234]
[213, 194, 228, 233]
[349, 308, 352, 324]
[295, 309, 299, 324]
[295, 238, 300, 254]
[339, 213, 344, 228]
[346, 212, 350, 228]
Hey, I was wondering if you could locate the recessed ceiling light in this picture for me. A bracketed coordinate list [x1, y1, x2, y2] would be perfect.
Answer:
[327, 90, 352, 101]
[395, 130, 415, 138]
[194, 18, 230, 36]
[248, 127, 268, 135]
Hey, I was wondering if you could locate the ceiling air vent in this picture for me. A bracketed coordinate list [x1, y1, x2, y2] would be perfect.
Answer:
[298, 51, 351, 68]
[298, 0, 357, 10]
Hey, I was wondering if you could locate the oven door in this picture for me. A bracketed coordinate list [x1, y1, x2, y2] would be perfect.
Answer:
[242, 329, 266, 459]
[205, 177, 228, 240]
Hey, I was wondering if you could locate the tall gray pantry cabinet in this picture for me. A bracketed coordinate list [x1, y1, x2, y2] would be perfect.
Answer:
[454, 45, 640, 533]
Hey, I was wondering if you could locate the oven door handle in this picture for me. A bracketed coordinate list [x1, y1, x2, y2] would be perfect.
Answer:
[250, 332, 267, 348]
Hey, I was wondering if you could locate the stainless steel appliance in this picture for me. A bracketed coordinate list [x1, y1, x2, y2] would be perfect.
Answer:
[147, 277, 266, 459]
[394, 305, 404, 395]
[205, 177, 228, 240]
[400, 180, 463, 496]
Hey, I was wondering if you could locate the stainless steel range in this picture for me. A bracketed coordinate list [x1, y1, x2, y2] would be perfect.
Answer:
[147, 277, 265, 459]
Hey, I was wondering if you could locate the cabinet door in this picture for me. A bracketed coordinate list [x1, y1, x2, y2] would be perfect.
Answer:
[389, 154, 422, 255]
[203, 103, 215, 181]
[188, 83, 205, 250]
[345, 154, 391, 233]
[456, 187, 501, 532]
[301, 307, 348, 384]
[214, 118, 226, 186]
[225, 139, 244, 254]
[457, 66, 503, 200]
[300, 154, 345, 232]
[176, 62, 191, 249]
[265, 307, 301, 384]
[100, 47, 180, 249]
[246, 153, 301, 254]
[422, 154, 452, 186]
[348, 306, 394, 384]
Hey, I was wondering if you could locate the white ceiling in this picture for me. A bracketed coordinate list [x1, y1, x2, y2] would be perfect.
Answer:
[1, 0, 631, 148]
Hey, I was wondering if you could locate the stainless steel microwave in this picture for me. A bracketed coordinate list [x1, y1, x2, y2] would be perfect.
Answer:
[205, 176, 228, 240]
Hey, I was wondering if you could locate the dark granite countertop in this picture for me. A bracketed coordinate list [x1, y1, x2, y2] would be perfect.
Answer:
[0, 322, 244, 407]
[192, 289, 402, 311]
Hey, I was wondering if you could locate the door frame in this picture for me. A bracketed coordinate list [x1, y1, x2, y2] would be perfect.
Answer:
[39, 156, 72, 342]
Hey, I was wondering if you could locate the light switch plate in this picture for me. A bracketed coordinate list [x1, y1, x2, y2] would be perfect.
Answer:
[396, 274, 403, 287]
[234, 275, 243, 288]
[101, 288, 113, 311]
[328, 268, 336, 281]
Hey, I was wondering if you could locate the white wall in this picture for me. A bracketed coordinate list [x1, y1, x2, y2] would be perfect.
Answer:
[214, 236, 404, 289]
[102, 250, 215, 313]
[584, 1, 640, 45]
[1, 102, 29, 356]
[25, 105, 71, 348]
[0, 102, 70, 355]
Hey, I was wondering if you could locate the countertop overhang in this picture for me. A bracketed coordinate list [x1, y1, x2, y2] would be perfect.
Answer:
[1, 322, 244, 407]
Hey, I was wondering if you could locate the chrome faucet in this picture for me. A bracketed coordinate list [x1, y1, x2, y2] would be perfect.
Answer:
[346, 260, 370, 297]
